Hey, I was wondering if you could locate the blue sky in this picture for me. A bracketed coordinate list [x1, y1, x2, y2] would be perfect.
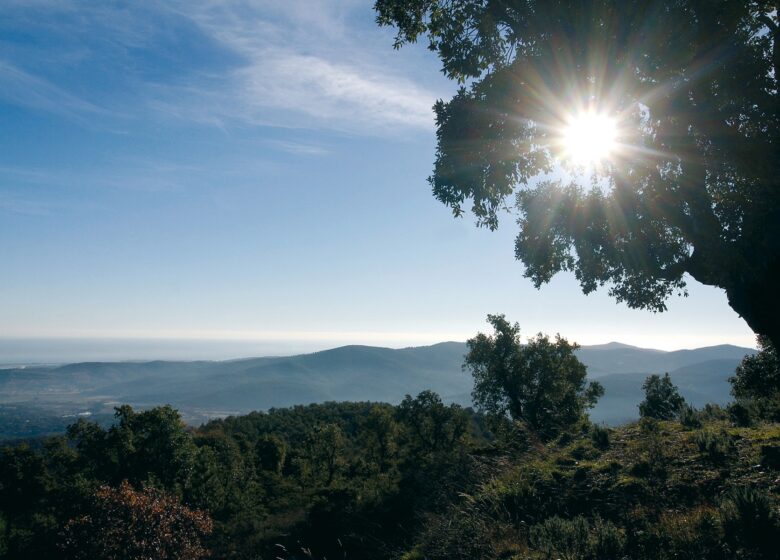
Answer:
[0, 0, 756, 359]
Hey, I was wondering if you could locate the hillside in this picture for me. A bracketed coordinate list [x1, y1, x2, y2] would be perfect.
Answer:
[0, 341, 755, 437]
[1, 400, 777, 560]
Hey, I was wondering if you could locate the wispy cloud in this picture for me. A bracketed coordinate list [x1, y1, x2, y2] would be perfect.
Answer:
[0, 61, 112, 121]
[266, 140, 330, 156]
[154, 1, 441, 135]
[2, 1, 443, 136]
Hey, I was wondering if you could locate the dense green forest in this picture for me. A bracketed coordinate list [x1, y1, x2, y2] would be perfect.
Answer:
[1, 327, 778, 559]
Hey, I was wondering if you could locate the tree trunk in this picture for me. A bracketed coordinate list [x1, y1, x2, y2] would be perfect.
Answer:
[725, 260, 780, 351]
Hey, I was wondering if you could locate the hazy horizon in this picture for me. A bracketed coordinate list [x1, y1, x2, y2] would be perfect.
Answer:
[0, 334, 758, 366]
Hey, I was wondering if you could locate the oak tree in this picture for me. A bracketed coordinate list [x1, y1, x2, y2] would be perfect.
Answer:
[465, 314, 603, 437]
[376, 0, 780, 348]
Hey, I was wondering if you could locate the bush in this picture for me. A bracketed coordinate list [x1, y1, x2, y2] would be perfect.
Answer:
[417, 510, 496, 560]
[701, 403, 728, 421]
[589, 517, 625, 559]
[729, 400, 759, 427]
[760, 445, 780, 470]
[639, 373, 685, 420]
[591, 424, 610, 450]
[694, 431, 735, 464]
[720, 486, 780, 559]
[530, 516, 589, 560]
[530, 516, 625, 560]
[60, 480, 213, 560]
[679, 404, 702, 429]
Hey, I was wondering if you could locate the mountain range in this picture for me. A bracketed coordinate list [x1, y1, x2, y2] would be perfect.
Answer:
[0, 341, 756, 437]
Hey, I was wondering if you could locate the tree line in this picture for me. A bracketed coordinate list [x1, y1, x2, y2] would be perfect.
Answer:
[1, 315, 777, 559]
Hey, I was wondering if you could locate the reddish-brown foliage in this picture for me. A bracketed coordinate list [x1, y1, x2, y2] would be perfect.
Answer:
[60, 480, 212, 560]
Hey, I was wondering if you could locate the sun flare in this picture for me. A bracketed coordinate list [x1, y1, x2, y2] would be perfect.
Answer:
[561, 111, 618, 166]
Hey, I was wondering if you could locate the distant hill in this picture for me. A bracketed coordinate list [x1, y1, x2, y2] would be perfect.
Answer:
[0, 341, 756, 436]
[575, 343, 753, 376]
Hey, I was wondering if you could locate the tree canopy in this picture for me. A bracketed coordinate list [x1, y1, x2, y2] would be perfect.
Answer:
[639, 373, 686, 420]
[464, 314, 603, 437]
[375, 0, 780, 348]
[729, 336, 780, 421]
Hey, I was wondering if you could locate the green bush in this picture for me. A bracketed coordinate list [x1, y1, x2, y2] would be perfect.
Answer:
[701, 403, 728, 421]
[591, 425, 610, 450]
[729, 400, 759, 427]
[695, 431, 735, 464]
[530, 516, 589, 560]
[530, 516, 625, 560]
[639, 373, 685, 420]
[679, 405, 702, 429]
[417, 510, 496, 560]
[720, 486, 780, 559]
[589, 517, 625, 559]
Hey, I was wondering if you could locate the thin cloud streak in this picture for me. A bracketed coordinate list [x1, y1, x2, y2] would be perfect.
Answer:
[0, 60, 112, 121]
[1, 2, 441, 135]
[159, 1, 440, 134]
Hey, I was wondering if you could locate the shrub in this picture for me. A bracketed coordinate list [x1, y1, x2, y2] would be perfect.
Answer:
[60, 480, 213, 560]
[639, 373, 686, 420]
[729, 400, 759, 427]
[701, 403, 728, 421]
[417, 510, 496, 560]
[694, 431, 735, 464]
[530, 516, 625, 560]
[760, 445, 780, 470]
[720, 486, 780, 559]
[589, 517, 625, 559]
[679, 404, 702, 429]
[530, 516, 589, 560]
[652, 508, 724, 560]
[591, 424, 610, 450]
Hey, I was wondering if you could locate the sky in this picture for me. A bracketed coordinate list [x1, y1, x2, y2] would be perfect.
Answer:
[0, 0, 757, 362]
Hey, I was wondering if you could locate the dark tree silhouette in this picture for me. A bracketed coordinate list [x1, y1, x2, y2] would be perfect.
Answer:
[464, 314, 603, 437]
[375, 0, 780, 349]
[730, 336, 780, 421]
[730, 336, 780, 400]
[639, 373, 686, 420]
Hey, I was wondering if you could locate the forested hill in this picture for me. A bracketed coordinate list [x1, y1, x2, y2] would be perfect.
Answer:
[0, 341, 755, 437]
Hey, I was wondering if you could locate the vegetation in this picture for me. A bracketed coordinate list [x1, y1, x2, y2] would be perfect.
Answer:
[639, 373, 686, 420]
[0, 323, 777, 558]
[465, 314, 603, 439]
[60, 481, 213, 560]
[730, 336, 780, 423]
[375, 0, 780, 350]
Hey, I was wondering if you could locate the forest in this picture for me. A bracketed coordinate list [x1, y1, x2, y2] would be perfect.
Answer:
[1, 324, 778, 559]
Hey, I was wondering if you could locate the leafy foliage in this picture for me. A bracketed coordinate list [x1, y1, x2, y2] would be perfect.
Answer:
[0, 390, 778, 559]
[720, 486, 780, 559]
[60, 480, 212, 560]
[465, 314, 603, 438]
[639, 373, 686, 420]
[730, 336, 780, 423]
[375, 0, 780, 349]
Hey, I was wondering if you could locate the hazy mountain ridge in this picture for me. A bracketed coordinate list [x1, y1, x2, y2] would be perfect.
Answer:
[0, 341, 756, 435]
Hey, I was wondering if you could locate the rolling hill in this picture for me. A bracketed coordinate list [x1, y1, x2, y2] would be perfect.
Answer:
[0, 341, 756, 436]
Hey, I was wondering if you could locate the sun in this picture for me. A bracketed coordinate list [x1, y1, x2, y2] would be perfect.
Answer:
[560, 111, 618, 166]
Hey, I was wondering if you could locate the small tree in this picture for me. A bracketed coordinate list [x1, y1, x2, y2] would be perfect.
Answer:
[464, 314, 603, 438]
[301, 423, 346, 487]
[60, 480, 212, 560]
[730, 337, 780, 401]
[256, 435, 286, 475]
[639, 373, 686, 420]
[396, 390, 468, 457]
